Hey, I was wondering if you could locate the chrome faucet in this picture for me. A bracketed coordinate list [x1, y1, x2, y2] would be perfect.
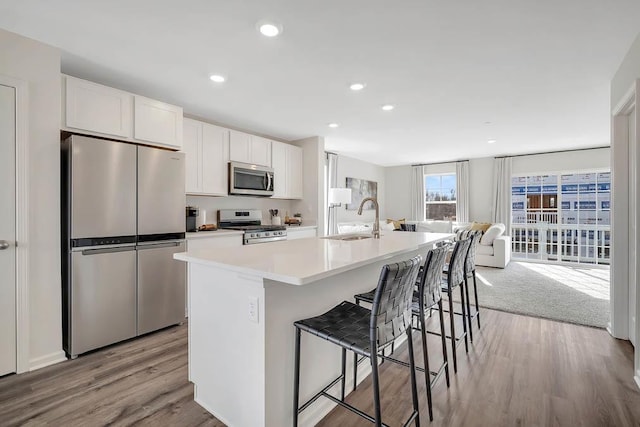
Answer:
[357, 197, 380, 239]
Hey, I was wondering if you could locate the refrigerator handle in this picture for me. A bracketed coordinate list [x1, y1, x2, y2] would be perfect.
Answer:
[81, 246, 136, 256]
[137, 241, 182, 250]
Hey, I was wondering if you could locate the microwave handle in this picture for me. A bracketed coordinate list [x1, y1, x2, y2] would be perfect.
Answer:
[267, 172, 273, 191]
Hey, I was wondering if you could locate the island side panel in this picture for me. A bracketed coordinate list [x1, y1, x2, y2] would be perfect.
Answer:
[263, 248, 424, 427]
[189, 262, 266, 427]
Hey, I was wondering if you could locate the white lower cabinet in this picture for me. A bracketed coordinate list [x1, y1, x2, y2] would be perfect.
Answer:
[271, 141, 303, 199]
[183, 118, 229, 196]
[286, 227, 317, 240]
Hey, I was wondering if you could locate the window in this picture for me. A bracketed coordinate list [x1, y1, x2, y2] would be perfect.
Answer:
[510, 171, 610, 264]
[424, 174, 456, 220]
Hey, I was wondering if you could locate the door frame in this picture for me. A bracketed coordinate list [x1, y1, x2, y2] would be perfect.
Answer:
[611, 79, 640, 388]
[0, 74, 30, 374]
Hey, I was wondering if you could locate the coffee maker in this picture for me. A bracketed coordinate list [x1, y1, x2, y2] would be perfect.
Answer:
[185, 206, 200, 232]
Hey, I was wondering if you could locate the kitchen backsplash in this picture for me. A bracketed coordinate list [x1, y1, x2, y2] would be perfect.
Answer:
[186, 195, 296, 226]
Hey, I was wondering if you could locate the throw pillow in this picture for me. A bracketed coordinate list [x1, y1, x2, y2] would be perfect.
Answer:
[480, 223, 506, 246]
[387, 218, 405, 230]
[470, 221, 492, 232]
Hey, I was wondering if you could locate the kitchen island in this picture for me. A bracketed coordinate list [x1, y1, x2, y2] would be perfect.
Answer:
[174, 231, 452, 427]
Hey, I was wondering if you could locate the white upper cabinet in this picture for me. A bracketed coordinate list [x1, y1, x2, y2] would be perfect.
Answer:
[62, 75, 183, 150]
[183, 119, 202, 193]
[229, 130, 252, 164]
[271, 141, 303, 199]
[251, 135, 272, 167]
[133, 95, 183, 150]
[183, 118, 229, 196]
[63, 75, 132, 138]
[229, 130, 272, 167]
[201, 123, 229, 196]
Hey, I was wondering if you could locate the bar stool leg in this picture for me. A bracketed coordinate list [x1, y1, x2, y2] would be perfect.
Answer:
[473, 271, 481, 329]
[406, 326, 421, 426]
[341, 348, 346, 401]
[370, 350, 383, 427]
[353, 351, 358, 392]
[464, 276, 474, 343]
[438, 299, 450, 387]
[459, 283, 469, 353]
[419, 312, 434, 421]
[293, 328, 301, 427]
[447, 289, 458, 373]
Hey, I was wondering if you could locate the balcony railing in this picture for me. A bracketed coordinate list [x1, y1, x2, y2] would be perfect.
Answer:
[511, 212, 610, 265]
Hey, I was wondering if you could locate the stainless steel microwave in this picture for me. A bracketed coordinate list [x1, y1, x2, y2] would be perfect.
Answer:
[229, 162, 274, 196]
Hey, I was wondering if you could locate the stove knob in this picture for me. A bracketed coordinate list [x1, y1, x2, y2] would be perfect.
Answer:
[251, 233, 256, 238]
[265, 232, 271, 236]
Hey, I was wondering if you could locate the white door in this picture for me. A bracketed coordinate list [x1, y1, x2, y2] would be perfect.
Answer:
[629, 107, 637, 347]
[0, 84, 16, 375]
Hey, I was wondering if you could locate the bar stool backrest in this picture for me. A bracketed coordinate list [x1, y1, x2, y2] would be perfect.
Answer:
[370, 255, 422, 349]
[465, 230, 482, 275]
[447, 237, 471, 288]
[419, 244, 451, 309]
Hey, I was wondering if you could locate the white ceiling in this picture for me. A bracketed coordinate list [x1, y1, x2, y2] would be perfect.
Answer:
[1, 1, 639, 166]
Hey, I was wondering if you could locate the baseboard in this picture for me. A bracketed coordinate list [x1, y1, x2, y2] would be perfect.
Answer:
[29, 350, 67, 371]
[193, 390, 234, 427]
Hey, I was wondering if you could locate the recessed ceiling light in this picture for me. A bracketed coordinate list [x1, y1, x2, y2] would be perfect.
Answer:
[487, 139, 497, 144]
[259, 23, 282, 37]
[328, 123, 339, 128]
[349, 83, 366, 91]
[381, 104, 395, 111]
[209, 74, 226, 83]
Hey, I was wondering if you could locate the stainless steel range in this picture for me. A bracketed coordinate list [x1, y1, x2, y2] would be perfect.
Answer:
[217, 209, 287, 245]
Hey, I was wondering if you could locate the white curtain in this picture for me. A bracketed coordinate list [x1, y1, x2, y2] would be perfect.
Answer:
[491, 157, 512, 234]
[410, 165, 425, 221]
[455, 161, 469, 223]
[326, 152, 339, 235]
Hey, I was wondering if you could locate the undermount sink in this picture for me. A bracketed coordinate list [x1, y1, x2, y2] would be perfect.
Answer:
[323, 234, 373, 241]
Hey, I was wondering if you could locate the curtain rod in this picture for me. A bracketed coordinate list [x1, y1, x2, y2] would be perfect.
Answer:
[494, 145, 609, 159]
[411, 159, 468, 167]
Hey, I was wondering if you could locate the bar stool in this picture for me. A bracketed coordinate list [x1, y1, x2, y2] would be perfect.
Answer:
[293, 255, 423, 427]
[462, 230, 482, 341]
[411, 244, 451, 421]
[439, 236, 471, 373]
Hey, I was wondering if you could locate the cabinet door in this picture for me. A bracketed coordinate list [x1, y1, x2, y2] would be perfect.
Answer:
[133, 95, 183, 149]
[271, 141, 287, 198]
[229, 130, 252, 163]
[64, 75, 132, 138]
[251, 135, 272, 167]
[183, 119, 202, 194]
[288, 145, 304, 199]
[202, 124, 229, 196]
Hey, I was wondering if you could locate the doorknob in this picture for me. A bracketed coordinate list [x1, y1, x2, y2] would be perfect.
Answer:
[0, 240, 10, 250]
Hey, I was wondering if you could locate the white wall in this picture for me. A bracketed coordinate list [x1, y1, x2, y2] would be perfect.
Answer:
[612, 32, 640, 107]
[384, 148, 611, 226]
[335, 155, 386, 225]
[292, 137, 325, 233]
[611, 30, 640, 386]
[0, 29, 64, 369]
[385, 165, 412, 220]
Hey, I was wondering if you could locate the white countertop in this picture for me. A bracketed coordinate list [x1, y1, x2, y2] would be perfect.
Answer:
[175, 231, 452, 285]
[186, 230, 244, 239]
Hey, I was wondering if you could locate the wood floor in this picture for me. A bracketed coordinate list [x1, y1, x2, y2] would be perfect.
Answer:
[0, 309, 638, 427]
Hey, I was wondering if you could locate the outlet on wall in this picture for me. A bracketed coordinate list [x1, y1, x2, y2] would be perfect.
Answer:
[248, 297, 259, 323]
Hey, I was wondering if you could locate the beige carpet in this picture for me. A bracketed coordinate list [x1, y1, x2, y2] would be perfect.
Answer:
[454, 261, 610, 328]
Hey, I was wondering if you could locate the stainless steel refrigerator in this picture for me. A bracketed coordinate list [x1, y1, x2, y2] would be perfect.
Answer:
[62, 135, 186, 358]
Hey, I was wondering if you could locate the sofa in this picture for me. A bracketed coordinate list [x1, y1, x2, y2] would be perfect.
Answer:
[458, 222, 511, 268]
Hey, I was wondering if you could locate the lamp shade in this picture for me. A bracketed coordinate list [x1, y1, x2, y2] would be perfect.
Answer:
[329, 188, 352, 205]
